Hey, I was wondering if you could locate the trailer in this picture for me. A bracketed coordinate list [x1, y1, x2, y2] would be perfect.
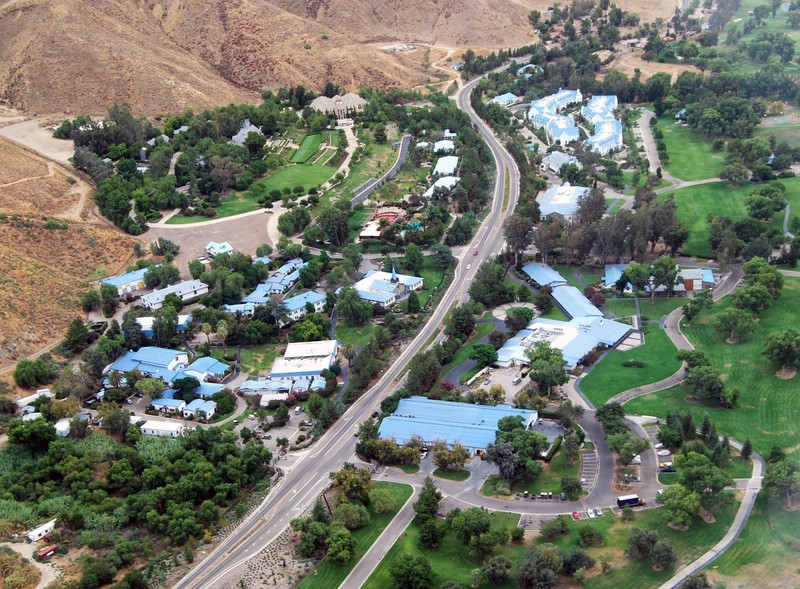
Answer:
[616, 494, 641, 508]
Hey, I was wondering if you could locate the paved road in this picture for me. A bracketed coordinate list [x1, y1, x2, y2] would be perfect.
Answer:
[171, 71, 520, 589]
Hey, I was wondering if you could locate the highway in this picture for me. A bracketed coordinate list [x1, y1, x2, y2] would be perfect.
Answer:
[172, 72, 521, 589]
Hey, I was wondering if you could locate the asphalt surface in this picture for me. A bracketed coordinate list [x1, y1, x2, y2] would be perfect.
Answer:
[171, 73, 520, 589]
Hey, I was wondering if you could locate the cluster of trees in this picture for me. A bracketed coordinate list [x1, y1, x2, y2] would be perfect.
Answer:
[343, 327, 393, 401]
[485, 415, 550, 485]
[517, 542, 597, 588]
[355, 418, 420, 466]
[677, 350, 740, 407]
[469, 257, 530, 307]
[2, 424, 271, 588]
[626, 528, 677, 571]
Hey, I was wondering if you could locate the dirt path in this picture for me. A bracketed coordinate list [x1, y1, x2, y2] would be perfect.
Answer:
[0, 541, 60, 589]
[0, 119, 74, 166]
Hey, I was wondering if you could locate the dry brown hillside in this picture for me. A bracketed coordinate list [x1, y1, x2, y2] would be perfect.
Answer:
[0, 0, 674, 116]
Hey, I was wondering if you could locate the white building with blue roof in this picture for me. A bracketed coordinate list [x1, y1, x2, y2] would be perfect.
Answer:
[552, 285, 603, 318]
[539, 183, 590, 220]
[274, 258, 306, 277]
[433, 140, 455, 154]
[585, 119, 623, 156]
[349, 268, 424, 308]
[182, 356, 230, 382]
[108, 347, 189, 383]
[252, 255, 271, 266]
[150, 398, 186, 414]
[581, 95, 618, 125]
[281, 291, 326, 326]
[183, 399, 217, 419]
[490, 92, 520, 106]
[193, 382, 225, 398]
[135, 315, 192, 337]
[542, 152, 581, 174]
[141, 280, 209, 310]
[242, 284, 272, 304]
[522, 263, 569, 287]
[101, 266, 157, 295]
[378, 397, 537, 453]
[223, 303, 256, 316]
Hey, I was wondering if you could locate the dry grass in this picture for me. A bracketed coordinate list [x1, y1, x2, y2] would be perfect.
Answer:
[0, 220, 134, 368]
[603, 51, 701, 81]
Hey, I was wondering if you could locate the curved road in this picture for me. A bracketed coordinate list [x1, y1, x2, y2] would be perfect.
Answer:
[171, 72, 520, 589]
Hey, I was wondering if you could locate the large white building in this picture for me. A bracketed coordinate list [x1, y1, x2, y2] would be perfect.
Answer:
[433, 156, 459, 177]
[269, 340, 339, 381]
[140, 420, 185, 438]
[539, 183, 590, 220]
[309, 93, 367, 118]
[528, 89, 583, 144]
[349, 268, 424, 308]
[141, 280, 209, 310]
[582, 95, 623, 155]
[423, 176, 460, 198]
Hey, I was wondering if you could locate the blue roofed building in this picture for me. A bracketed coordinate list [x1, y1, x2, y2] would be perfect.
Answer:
[101, 266, 158, 295]
[252, 256, 271, 266]
[269, 340, 338, 381]
[546, 116, 580, 145]
[108, 347, 189, 383]
[242, 284, 273, 304]
[194, 383, 225, 398]
[183, 399, 217, 420]
[585, 119, 623, 156]
[182, 356, 230, 382]
[274, 258, 306, 278]
[223, 303, 256, 316]
[490, 92, 520, 106]
[150, 398, 186, 414]
[581, 95, 618, 125]
[140, 280, 209, 310]
[552, 285, 603, 319]
[378, 397, 538, 453]
[433, 155, 459, 177]
[602, 264, 628, 286]
[539, 183, 590, 220]
[521, 263, 568, 287]
[348, 268, 424, 309]
[528, 89, 583, 134]
[135, 315, 192, 337]
[204, 241, 233, 257]
[542, 151, 581, 174]
[281, 291, 326, 326]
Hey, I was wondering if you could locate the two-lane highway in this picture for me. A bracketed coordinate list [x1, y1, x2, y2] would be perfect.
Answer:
[172, 72, 521, 589]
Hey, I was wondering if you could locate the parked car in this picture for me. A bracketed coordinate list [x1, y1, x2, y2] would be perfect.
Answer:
[483, 379, 491, 386]
[631, 454, 642, 465]
[560, 492, 567, 501]
[594, 507, 603, 517]
[134, 392, 143, 398]
[657, 449, 672, 457]
[247, 414, 256, 420]
[571, 511, 580, 520]
[262, 434, 272, 440]
[371, 411, 379, 418]
[92, 419, 101, 426]
[473, 249, 478, 256]
[124, 398, 133, 405]
[587, 509, 596, 518]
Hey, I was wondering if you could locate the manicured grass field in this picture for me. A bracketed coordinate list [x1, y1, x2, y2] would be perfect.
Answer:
[416, 257, 448, 307]
[433, 468, 470, 481]
[539, 304, 569, 321]
[296, 482, 413, 589]
[603, 296, 687, 320]
[482, 450, 583, 499]
[167, 163, 337, 224]
[580, 325, 681, 406]
[361, 512, 524, 589]
[657, 177, 800, 258]
[334, 323, 377, 347]
[625, 276, 800, 457]
[398, 464, 419, 474]
[657, 118, 725, 181]
[346, 208, 370, 242]
[710, 493, 800, 588]
[553, 265, 603, 289]
[540, 500, 738, 589]
[290, 133, 323, 163]
[211, 344, 281, 375]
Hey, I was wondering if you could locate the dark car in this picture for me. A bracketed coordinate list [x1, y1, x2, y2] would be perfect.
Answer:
[134, 392, 143, 398]
[92, 419, 101, 426]
[560, 492, 567, 501]
[371, 411, 379, 418]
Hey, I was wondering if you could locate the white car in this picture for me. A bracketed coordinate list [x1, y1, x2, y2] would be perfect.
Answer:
[587, 509, 596, 518]
[466, 263, 472, 270]
[594, 507, 604, 517]
[631, 454, 642, 465]
[657, 449, 672, 457]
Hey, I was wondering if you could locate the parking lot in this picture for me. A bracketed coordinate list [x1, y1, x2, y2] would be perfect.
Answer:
[477, 367, 529, 403]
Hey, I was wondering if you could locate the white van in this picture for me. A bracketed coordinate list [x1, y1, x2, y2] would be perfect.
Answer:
[295, 406, 302, 414]
[512, 376, 522, 385]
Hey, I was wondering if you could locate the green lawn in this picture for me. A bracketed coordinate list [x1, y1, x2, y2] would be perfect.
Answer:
[552, 265, 603, 290]
[539, 304, 569, 321]
[540, 500, 739, 589]
[398, 464, 420, 474]
[346, 208, 370, 243]
[607, 199, 626, 214]
[210, 344, 281, 375]
[621, 172, 671, 195]
[657, 118, 725, 181]
[362, 512, 524, 589]
[580, 325, 681, 406]
[433, 468, 470, 481]
[710, 493, 800, 588]
[334, 323, 378, 347]
[167, 163, 337, 224]
[657, 177, 800, 258]
[625, 276, 800, 457]
[296, 482, 413, 589]
[482, 450, 582, 499]
[290, 133, 324, 163]
[416, 257, 448, 307]
[603, 296, 687, 320]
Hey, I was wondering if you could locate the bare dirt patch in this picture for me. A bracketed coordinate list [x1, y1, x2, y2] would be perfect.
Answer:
[775, 367, 797, 380]
[0, 220, 134, 369]
[602, 51, 700, 81]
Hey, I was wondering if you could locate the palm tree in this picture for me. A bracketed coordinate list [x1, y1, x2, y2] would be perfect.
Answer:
[216, 320, 228, 356]
[201, 322, 212, 344]
[341, 345, 357, 367]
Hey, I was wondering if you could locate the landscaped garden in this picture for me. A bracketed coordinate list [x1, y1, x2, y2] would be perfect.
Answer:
[295, 482, 413, 589]
[482, 449, 583, 499]
[625, 276, 800, 457]
[580, 325, 681, 406]
[289, 133, 324, 163]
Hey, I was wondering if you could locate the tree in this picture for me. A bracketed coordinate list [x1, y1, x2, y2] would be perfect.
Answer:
[715, 307, 755, 342]
[337, 287, 373, 326]
[81, 289, 101, 312]
[369, 487, 396, 513]
[450, 507, 491, 544]
[7, 418, 57, 453]
[680, 572, 714, 589]
[390, 554, 434, 589]
[414, 477, 442, 518]
[763, 329, 800, 372]
[518, 544, 563, 589]
[13, 359, 52, 388]
[406, 351, 441, 393]
[540, 515, 569, 539]
[432, 442, 470, 471]
[201, 322, 212, 344]
[561, 476, 582, 497]
[651, 256, 678, 301]
[330, 463, 372, 504]
[626, 527, 659, 560]
[64, 318, 90, 353]
[326, 527, 357, 564]
[407, 290, 421, 313]
[556, 400, 585, 429]
[504, 214, 535, 263]
[562, 547, 595, 575]
[578, 526, 603, 547]
[524, 341, 568, 396]
[741, 439, 753, 461]
[481, 555, 512, 585]
[661, 484, 701, 528]
[341, 344, 357, 367]
[625, 261, 650, 300]
[317, 207, 350, 247]
[676, 452, 733, 511]
[215, 320, 229, 354]
[470, 344, 498, 368]
[649, 540, 676, 570]
[763, 458, 800, 508]
[404, 244, 424, 276]
[719, 161, 750, 185]
[682, 289, 713, 325]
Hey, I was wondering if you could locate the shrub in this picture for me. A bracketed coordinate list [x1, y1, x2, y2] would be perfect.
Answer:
[622, 358, 646, 368]
[296, 435, 306, 443]
[495, 480, 511, 495]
